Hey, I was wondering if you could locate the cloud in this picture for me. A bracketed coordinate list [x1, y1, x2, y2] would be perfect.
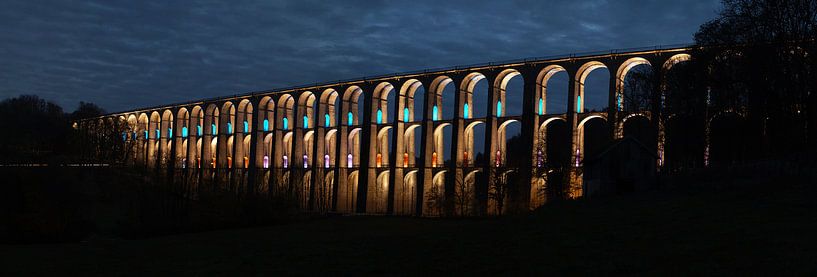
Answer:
[0, 0, 721, 112]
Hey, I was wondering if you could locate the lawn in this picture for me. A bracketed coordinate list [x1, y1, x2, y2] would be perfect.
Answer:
[2, 181, 815, 275]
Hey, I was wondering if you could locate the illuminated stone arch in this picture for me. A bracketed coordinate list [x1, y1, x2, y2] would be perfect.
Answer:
[492, 69, 522, 117]
[428, 76, 452, 121]
[368, 170, 390, 213]
[423, 170, 448, 216]
[398, 79, 424, 168]
[535, 116, 567, 167]
[159, 110, 174, 167]
[370, 82, 395, 171]
[218, 101, 236, 169]
[175, 107, 189, 168]
[348, 127, 362, 167]
[662, 54, 692, 72]
[463, 121, 484, 167]
[276, 94, 295, 168]
[656, 53, 692, 167]
[460, 72, 487, 119]
[325, 129, 338, 168]
[403, 124, 422, 167]
[125, 114, 138, 164]
[574, 61, 609, 114]
[375, 126, 393, 167]
[136, 113, 149, 165]
[495, 119, 521, 167]
[256, 97, 275, 169]
[297, 91, 316, 168]
[281, 132, 293, 168]
[337, 170, 359, 213]
[372, 82, 394, 124]
[395, 169, 419, 215]
[188, 105, 204, 169]
[576, 114, 608, 165]
[457, 169, 481, 216]
[318, 89, 339, 169]
[536, 65, 567, 116]
[432, 122, 451, 167]
[304, 129, 315, 168]
[203, 104, 219, 169]
[148, 111, 161, 168]
[615, 57, 652, 113]
[340, 86, 363, 169]
[320, 88, 339, 128]
[235, 99, 253, 169]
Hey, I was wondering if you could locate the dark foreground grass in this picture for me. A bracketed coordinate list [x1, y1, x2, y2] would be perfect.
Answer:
[1, 181, 815, 276]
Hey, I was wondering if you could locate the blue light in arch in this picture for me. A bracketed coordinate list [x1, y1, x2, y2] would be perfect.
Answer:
[243, 121, 248, 133]
[167, 127, 172, 138]
[211, 124, 217, 135]
[432, 105, 438, 121]
[197, 125, 202, 137]
[347, 112, 353, 126]
[464, 103, 469, 118]
[155, 129, 160, 139]
[303, 115, 309, 128]
[617, 94, 623, 111]
[283, 117, 288, 130]
[403, 108, 409, 122]
[325, 113, 330, 127]
[263, 119, 269, 131]
[577, 95, 582, 113]
[376, 109, 383, 124]
[496, 101, 502, 117]
[182, 127, 188, 137]
[122, 132, 127, 141]
[538, 98, 544, 115]
[144, 130, 148, 139]
[227, 122, 233, 134]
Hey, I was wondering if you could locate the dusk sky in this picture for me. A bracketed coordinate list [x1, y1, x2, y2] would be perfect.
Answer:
[1, 0, 722, 113]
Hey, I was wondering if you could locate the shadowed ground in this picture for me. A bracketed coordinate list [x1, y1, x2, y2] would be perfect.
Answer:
[2, 180, 815, 275]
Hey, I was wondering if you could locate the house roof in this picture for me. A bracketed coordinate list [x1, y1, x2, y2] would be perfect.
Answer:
[583, 136, 659, 165]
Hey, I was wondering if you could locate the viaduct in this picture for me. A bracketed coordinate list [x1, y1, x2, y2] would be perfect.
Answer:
[79, 45, 694, 216]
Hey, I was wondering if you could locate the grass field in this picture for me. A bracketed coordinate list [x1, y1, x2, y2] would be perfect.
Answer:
[2, 180, 815, 275]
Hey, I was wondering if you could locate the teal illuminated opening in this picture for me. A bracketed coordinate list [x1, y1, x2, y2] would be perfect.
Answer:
[155, 129, 160, 139]
[197, 125, 202, 137]
[432, 105, 438, 121]
[182, 127, 188, 137]
[496, 101, 502, 117]
[325, 113, 330, 127]
[227, 122, 233, 134]
[243, 121, 248, 133]
[211, 124, 217, 135]
[303, 116, 309, 128]
[263, 119, 269, 131]
[283, 117, 288, 130]
[403, 107, 409, 122]
[577, 95, 582, 113]
[376, 109, 383, 124]
[347, 112, 353, 126]
[538, 98, 544, 115]
[167, 127, 172, 138]
[464, 103, 469, 118]
[144, 130, 148, 139]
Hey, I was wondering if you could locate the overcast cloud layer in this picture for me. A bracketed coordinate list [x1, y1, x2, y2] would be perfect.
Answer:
[0, 0, 721, 112]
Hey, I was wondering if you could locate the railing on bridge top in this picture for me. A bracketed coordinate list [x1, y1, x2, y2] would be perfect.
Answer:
[102, 43, 693, 116]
